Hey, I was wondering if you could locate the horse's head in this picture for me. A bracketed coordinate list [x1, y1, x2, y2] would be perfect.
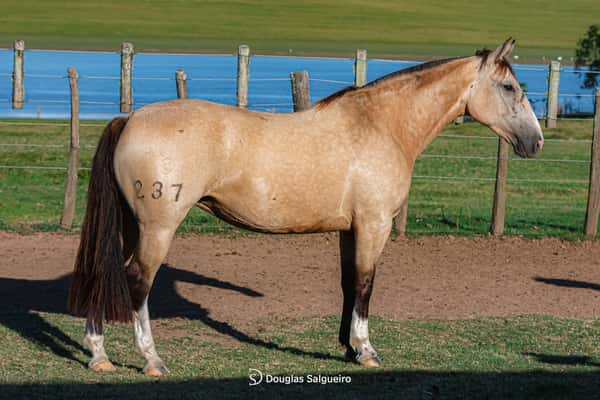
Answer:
[466, 38, 544, 158]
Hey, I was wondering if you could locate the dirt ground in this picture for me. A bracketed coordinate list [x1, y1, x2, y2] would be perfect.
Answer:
[1, 231, 600, 332]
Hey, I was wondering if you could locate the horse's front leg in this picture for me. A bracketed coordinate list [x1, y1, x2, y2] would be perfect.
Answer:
[83, 318, 115, 372]
[339, 217, 391, 367]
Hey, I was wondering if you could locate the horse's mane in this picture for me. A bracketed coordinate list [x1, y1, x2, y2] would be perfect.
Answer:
[475, 49, 515, 75]
[315, 49, 514, 108]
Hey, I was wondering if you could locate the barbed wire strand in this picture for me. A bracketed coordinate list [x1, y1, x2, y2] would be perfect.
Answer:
[418, 154, 590, 163]
[79, 75, 120, 80]
[0, 143, 591, 165]
[132, 76, 174, 81]
[309, 78, 353, 85]
[0, 165, 589, 186]
[187, 77, 236, 82]
[26, 74, 67, 79]
[413, 175, 588, 184]
[0, 143, 96, 148]
[438, 134, 592, 143]
[561, 69, 600, 75]
[249, 103, 294, 107]
[0, 121, 106, 127]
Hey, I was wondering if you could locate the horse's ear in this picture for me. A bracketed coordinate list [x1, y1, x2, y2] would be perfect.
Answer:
[490, 37, 516, 62]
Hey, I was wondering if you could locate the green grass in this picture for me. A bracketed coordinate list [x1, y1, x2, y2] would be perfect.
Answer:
[1, 312, 599, 398]
[0, 119, 593, 238]
[0, 0, 595, 60]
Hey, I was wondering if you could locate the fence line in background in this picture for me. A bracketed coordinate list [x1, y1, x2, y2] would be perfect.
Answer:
[60, 67, 80, 229]
[12, 40, 25, 109]
[490, 139, 510, 235]
[584, 88, 600, 237]
[438, 134, 592, 143]
[175, 70, 188, 99]
[0, 140, 591, 164]
[2, 41, 600, 236]
[237, 45, 250, 108]
[4, 41, 598, 119]
[120, 42, 134, 113]
[354, 49, 367, 87]
[546, 61, 561, 128]
[290, 71, 311, 112]
[0, 167, 591, 185]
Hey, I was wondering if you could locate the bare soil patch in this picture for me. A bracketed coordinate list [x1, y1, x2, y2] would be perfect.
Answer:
[1, 231, 600, 338]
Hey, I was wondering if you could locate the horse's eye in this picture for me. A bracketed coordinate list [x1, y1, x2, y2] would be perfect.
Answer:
[503, 84, 515, 92]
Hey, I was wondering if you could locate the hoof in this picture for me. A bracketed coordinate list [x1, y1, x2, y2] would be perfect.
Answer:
[356, 353, 383, 368]
[143, 364, 169, 377]
[89, 359, 116, 372]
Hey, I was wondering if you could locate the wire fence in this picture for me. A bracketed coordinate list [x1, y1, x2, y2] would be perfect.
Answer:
[1, 48, 599, 235]
[1, 60, 597, 117]
[0, 125, 593, 177]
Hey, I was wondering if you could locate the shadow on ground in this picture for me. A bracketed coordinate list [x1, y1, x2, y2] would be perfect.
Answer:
[533, 277, 600, 291]
[0, 263, 343, 366]
[2, 370, 600, 400]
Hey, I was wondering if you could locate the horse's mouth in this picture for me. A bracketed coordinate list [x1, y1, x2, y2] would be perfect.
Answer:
[513, 135, 543, 158]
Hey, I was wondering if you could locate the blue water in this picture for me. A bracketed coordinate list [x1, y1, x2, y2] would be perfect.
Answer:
[0, 49, 595, 120]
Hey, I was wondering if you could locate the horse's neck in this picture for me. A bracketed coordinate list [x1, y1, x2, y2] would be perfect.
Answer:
[338, 57, 480, 165]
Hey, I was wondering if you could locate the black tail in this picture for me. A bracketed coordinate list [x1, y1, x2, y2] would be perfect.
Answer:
[67, 116, 134, 324]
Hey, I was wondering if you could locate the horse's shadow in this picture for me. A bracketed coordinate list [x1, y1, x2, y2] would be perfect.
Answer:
[0, 263, 344, 366]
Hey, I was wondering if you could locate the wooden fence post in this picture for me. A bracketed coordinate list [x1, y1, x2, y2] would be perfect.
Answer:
[545, 60, 560, 128]
[12, 40, 25, 109]
[354, 49, 367, 87]
[61, 67, 80, 229]
[290, 71, 311, 111]
[395, 196, 409, 236]
[237, 45, 250, 108]
[584, 87, 600, 237]
[490, 138, 510, 235]
[120, 42, 134, 113]
[175, 69, 188, 99]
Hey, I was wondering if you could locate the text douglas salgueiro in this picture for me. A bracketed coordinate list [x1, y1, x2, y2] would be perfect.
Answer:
[265, 374, 351, 385]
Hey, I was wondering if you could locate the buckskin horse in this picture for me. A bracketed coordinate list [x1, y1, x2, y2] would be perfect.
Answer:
[68, 39, 543, 376]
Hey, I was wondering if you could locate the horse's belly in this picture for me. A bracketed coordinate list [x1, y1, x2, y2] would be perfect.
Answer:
[198, 193, 351, 234]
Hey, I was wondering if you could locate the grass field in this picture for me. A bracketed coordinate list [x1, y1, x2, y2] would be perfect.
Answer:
[0, 119, 593, 238]
[0, 0, 596, 60]
[1, 312, 599, 399]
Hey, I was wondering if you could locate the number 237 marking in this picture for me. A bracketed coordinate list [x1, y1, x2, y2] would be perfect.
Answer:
[134, 180, 183, 202]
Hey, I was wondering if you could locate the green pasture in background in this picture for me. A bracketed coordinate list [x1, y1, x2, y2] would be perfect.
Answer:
[0, 0, 596, 60]
[0, 119, 593, 238]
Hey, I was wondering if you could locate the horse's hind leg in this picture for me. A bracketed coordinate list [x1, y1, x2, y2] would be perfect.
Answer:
[127, 223, 176, 377]
[83, 319, 115, 372]
[338, 216, 392, 367]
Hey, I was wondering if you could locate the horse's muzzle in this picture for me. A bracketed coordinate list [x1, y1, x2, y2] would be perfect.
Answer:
[514, 134, 543, 158]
